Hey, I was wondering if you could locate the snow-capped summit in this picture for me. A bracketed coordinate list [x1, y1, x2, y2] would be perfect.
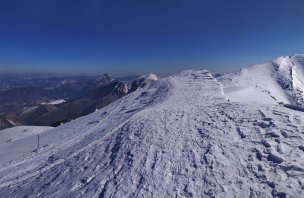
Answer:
[218, 54, 304, 105]
[144, 73, 159, 81]
[114, 73, 159, 94]
[95, 74, 115, 86]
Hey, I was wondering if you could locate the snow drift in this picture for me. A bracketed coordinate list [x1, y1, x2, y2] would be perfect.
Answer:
[218, 54, 304, 106]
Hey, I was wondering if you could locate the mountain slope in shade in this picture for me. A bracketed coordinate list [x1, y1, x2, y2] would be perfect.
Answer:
[95, 74, 115, 86]
[218, 54, 304, 105]
[0, 116, 18, 130]
[1, 74, 158, 127]
[0, 70, 303, 197]
[30, 74, 159, 126]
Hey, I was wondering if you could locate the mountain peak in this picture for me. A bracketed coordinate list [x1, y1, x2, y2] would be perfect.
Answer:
[95, 74, 115, 86]
[273, 54, 304, 63]
[219, 53, 304, 106]
[144, 73, 159, 81]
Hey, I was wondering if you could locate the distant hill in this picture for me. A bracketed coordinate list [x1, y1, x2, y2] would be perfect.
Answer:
[0, 74, 159, 127]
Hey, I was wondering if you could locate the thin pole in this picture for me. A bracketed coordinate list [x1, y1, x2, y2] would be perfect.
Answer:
[37, 133, 40, 153]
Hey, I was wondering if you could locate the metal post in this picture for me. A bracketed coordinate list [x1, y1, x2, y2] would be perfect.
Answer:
[37, 133, 40, 153]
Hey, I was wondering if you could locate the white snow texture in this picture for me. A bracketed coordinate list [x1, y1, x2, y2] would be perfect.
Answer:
[0, 56, 304, 197]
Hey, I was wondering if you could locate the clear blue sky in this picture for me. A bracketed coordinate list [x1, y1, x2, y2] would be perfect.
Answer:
[0, 0, 304, 76]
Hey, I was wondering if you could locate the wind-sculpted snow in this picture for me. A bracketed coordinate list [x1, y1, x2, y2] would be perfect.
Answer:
[0, 70, 303, 197]
[218, 54, 304, 106]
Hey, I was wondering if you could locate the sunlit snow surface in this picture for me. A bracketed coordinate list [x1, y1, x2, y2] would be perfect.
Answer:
[218, 55, 304, 106]
[0, 126, 53, 166]
[48, 99, 66, 105]
[0, 69, 303, 197]
[0, 126, 53, 144]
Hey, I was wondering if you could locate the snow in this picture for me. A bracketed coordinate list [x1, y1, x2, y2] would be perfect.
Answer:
[122, 82, 131, 94]
[144, 73, 159, 81]
[0, 126, 53, 165]
[115, 73, 159, 94]
[95, 74, 115, 86]
[20, 106, 39, 116]
[292, 61, 304, 99]
[0, 69, 303, 197]
[218, 54, 304, 105]
[48, 99, 66, 105]
[6, 119, 20, 126]
[0, 126, 53, 144]
[283, 104, 304, 112]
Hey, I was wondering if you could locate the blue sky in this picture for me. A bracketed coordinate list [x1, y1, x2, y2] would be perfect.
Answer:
[0, 0, 304, 76]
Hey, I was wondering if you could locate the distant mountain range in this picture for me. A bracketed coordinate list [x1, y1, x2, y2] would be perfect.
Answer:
[0, 73, 158, 128]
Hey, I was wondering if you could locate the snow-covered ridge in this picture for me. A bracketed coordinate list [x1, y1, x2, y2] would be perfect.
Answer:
[95, 74, 115, 86]
[218, 54, 304, 106]
[144, 73, 159, 81]
[0, 69, 303, 197]
[115, 73, 159, 94]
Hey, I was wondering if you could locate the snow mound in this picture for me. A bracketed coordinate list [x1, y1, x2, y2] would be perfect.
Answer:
[0, 69, 303, 197]
[218, 54, 304, 105]
[144, 73, 159, 81]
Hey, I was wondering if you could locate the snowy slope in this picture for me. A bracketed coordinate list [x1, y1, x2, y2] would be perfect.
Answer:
[0, 126, 53, 166]
[0, 116, 15, 130]
[218, 54, 304, 105]
[0, 126, 53, 144]
[0, 70, 303, 197]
